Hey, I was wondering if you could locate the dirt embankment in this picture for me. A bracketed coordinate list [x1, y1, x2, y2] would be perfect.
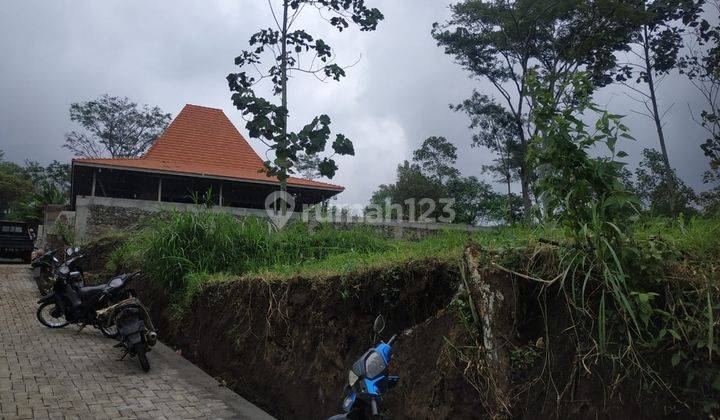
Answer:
[133, 259, 482, 419]
[95, 245, 696, 419]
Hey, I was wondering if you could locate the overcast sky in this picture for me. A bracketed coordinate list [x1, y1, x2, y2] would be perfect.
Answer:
[0, 1, 714, 205]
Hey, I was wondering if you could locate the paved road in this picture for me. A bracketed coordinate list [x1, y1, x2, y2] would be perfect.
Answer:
[0, 264, 274, 420]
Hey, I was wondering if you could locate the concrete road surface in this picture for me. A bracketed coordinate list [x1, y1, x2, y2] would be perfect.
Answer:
[0, 264, 274, 419]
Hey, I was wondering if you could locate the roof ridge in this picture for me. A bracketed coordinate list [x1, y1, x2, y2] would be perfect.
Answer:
[184, 103, 224, 111]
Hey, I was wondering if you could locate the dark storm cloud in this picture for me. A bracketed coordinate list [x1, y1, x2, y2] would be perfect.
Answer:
[0, 0, 714, 206]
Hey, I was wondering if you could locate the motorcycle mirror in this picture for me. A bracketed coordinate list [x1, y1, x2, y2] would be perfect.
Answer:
[373, 315, 385, 336]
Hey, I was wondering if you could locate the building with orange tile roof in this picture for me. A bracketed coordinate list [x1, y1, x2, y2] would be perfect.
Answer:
[70, 104, 343, 210]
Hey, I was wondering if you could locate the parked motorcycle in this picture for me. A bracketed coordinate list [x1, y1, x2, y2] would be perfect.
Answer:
[32, 247, 84, 288]
[328, 315, 399, 420]
[30, 248, 59, 270]
[35, 256, 137, 338]
[98, 296, 157, 372]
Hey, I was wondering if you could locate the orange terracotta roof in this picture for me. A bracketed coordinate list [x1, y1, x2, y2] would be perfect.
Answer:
[72, 104, 344, 192]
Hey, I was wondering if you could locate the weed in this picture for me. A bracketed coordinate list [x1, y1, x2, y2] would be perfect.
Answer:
[509, 344, 542, 371]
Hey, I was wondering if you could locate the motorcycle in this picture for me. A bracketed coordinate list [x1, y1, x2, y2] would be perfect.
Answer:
[328, 315, 399, 420]
[35, 255, 137, 339]
[30, 248, 59, 270]
[32, 247, 84, 288]
[98, 296, 157, 372]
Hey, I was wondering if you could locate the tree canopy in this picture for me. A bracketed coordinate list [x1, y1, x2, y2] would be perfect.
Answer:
[368, 138, 508, 225]
[227, 0, 383, 189]
[0, 150, 70, 223]
[635, 148, 698, 216]
[432, 0, 637, 217]
[412, 136, 460, 183]
[63, 95, 172, 158]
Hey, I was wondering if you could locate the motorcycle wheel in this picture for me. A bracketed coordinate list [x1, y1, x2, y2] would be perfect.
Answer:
[135, 343, 150, 372]
[100, 324, 120, 339]
[36, 301, 70, 328]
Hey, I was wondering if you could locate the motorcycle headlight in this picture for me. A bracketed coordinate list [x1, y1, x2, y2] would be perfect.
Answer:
[364, 351, 386, 379]
[348, 369, 359, 387]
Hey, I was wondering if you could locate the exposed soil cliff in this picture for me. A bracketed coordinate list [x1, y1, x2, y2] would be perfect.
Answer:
[88, 243, 707, 419]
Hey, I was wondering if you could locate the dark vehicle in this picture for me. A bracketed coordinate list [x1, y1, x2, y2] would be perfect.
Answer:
[31, 249, 60, 270]
[0, 220, 34, 262]
[36, 255, 137, 338]
[99, 295, 157, 372]
[328, 316, 399, 420]
[31, 247, 85, 291]
[30, 248, 61, 294]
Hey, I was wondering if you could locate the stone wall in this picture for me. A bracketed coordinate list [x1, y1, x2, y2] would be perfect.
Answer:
[74, 196, 488, 243]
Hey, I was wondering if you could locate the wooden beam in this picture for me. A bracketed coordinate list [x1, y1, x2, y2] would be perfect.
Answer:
[158, 178, 163, 202]
[91, 170, 96, 197]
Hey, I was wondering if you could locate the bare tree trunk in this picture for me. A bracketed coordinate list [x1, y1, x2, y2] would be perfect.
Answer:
[642, 25, 677, 215]
[506, 175, 513, 224]
[514, 86, 532, 222]
[279, 0, 289, 214]
[517, 125, 532, 221]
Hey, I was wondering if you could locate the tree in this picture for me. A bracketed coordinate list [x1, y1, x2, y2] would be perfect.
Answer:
[446, 175, 507, 224]
[683, 0, 720, 213]
[23, 160, 71, 195]
[0, 151, 71, 222]
[635, 148, 697, 216]
[45, 161, 71, 194]
[63, 95, 172, 158]
[412, 136, 460, 183]
[227, 0, 383, 204]
[368, 140, 507, 225]
[454, 92, 524, 222]
[527, 70, 640, 227]
[433, 0, 636, 218]
[368, 161, 447, 221]
[6, 181, 67, 225]
[617, 0, 704, 215]
[0, 151, 32, 217]
[295, 153, 322, 180]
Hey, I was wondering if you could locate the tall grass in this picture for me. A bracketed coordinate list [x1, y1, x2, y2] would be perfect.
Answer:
[108, 210, 390, 292]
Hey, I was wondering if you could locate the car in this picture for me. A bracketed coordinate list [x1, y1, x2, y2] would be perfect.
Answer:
[0, 220, 34, 263]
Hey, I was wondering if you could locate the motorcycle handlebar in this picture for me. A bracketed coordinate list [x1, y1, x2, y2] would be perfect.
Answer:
[387, 334, 397, 346]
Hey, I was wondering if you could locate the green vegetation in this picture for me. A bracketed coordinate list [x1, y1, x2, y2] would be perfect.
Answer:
[227, 1, 382, 192]
[52, 217, 76, 246]
[516, 70, 718, 413]
[102, 193, 719, 413]
[106, 209, 559, 305]
[108, 211, 391, 292]
[369, 137, 512, 225]
[0, 150, 70, 224]
[64, 95, 171, 158]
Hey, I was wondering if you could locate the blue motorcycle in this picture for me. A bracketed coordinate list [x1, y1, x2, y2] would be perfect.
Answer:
[328, 315, 399, 420]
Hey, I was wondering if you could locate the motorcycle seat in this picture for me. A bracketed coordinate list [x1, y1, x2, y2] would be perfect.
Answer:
[76, 284, 107, 298]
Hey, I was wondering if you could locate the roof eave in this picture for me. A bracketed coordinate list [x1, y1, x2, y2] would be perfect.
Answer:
[71, 161, 344, 193]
